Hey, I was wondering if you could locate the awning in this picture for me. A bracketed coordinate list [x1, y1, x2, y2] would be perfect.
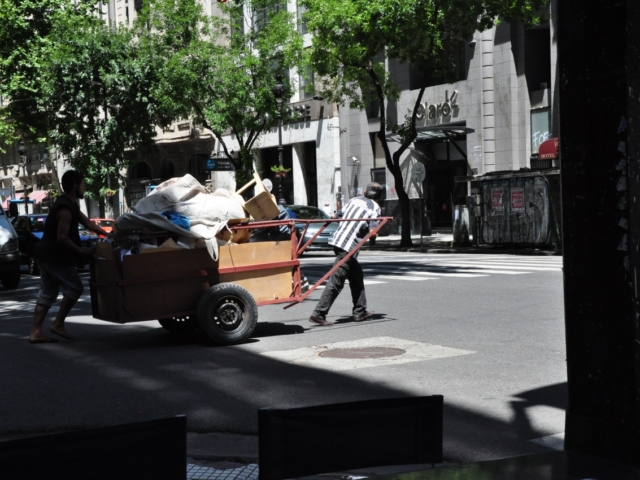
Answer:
[414, 126, 475, 143]
[1, 190, 50, 209]
[539, 138, 559, 159]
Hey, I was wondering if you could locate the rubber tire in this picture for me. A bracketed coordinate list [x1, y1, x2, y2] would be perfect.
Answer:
[28, 255, 40, 276]
[0, 268, 20, 290]
[158, 316, 198, 334]
[196, 283, 258, 345]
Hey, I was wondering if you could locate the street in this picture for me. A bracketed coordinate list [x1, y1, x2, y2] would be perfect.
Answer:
[0, 251, 565, 464]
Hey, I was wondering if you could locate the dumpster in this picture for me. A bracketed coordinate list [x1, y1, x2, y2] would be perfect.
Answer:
[454, 169, 561, 248]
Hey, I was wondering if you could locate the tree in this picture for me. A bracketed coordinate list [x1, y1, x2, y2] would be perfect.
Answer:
[40, 14, 160, 200]
[300, 0, 547, 247]
[136, 0, 305, 185]
[0, 0, 161, 202]
[0, 0, 96, 191]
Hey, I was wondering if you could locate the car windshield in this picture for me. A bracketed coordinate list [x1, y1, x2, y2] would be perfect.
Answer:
[287, 206, 329, 220]
[30, 216, 47, 232]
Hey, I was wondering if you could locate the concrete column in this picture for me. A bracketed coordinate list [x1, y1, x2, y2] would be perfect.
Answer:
[292, 143, 307, 205]
[481, 28, 496, 172]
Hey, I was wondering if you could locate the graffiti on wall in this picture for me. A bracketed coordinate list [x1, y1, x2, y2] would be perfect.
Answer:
[480, 176, 551, 245]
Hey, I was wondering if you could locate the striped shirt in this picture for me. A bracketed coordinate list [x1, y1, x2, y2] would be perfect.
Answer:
[329, 196, 381, 253]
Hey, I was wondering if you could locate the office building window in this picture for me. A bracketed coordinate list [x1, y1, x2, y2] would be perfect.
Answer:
[297, 4, 307, 34]
[253, 1, 285, 33]
[299, 68, 314, 99]
[531, 107, 550, 154]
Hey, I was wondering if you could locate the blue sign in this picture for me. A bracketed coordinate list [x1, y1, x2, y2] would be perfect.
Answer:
[204, 157, 236, 171]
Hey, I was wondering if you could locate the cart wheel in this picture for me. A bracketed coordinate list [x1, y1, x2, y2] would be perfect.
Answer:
[196, 283, 258, 345]
[158, 316, 198, 334]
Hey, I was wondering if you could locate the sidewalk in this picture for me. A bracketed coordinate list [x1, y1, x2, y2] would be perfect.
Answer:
[364, 234, 561, 256]
[186, 432, 444, 480]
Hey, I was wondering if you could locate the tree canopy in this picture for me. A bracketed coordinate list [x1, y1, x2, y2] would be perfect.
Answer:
[300, 0, 548, 246]
[41, 14, 159, 197]
[0, 0, 162, 198]
[136, 0, 305, 184]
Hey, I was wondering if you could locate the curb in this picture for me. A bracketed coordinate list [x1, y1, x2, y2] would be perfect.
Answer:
[187, 432, 258, 464]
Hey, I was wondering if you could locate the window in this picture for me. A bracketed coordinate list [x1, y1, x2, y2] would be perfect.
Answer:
[253, 1, 285, 33]
[299, 68, 314, 100]
[525, 26, 551, 93]
[369, 132, 386, 168]
[297, 4, 308, 34]
[30, 216, 46, 232]
[531, 107, 550, 154]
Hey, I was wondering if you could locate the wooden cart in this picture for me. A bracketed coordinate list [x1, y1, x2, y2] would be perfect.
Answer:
[90, 217, 391, 345]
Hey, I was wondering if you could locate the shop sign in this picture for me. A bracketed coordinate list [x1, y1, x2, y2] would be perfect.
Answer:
[511, 188, 525, 214]
[491, 187, 504, 215]
[205, 158, 236, 171]
[415, 90, 459, 126]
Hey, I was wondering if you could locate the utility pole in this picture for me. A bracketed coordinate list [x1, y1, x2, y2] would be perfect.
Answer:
[559, 0, 640, 466]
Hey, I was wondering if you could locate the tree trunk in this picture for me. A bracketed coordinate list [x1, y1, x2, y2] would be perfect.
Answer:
[559, 0, 640, 465]
[389, 164, 413, 248]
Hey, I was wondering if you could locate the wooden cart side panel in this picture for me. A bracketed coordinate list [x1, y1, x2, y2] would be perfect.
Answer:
[122, 279, 210, 320]
[121, 249, 219, 320]
[225, 240, 292, 267]
[93, 258, 122, 321]
[218, 241, 293, 304]
[122, 248, 217, 278]
[220, 268, 292, 304]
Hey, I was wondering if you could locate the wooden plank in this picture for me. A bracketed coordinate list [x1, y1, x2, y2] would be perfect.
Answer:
[227, 241, 291, 267]
[244, 191, 279, 221]
[220, 268, 292, 303]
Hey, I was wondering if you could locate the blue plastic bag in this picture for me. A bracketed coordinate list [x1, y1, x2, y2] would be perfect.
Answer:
[161, 211, 191, 230]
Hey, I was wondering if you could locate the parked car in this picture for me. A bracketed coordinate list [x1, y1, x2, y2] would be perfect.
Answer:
[90, 218, 115, 238]
[11, 214, 99, 275]
[0, 204, 21, 289]
[286, 205, 339, 252]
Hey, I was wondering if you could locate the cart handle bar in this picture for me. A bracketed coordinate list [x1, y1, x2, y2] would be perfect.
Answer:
[283, 216, 391, 309]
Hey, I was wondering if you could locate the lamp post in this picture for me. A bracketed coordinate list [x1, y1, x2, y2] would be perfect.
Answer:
[17, 141, 28, 204]
[272, 73, 286, 205]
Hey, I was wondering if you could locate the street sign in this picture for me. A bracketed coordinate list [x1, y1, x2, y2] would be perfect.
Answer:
[204, 158, 236, 171]
[411, 162, 426, 184]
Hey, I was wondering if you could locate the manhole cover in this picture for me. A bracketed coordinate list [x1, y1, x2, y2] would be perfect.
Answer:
[319, 347, 406, 359]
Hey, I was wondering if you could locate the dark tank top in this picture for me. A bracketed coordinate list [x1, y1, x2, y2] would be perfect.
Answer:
[36, 195, 82, 266]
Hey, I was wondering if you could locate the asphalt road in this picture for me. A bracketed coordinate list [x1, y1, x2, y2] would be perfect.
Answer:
[0, 251, 566, 463]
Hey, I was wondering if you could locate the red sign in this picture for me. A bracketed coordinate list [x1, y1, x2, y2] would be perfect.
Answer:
[491, 188, 504, 215]
[539, 138, 559, 159]
[511, 188, 525, 213]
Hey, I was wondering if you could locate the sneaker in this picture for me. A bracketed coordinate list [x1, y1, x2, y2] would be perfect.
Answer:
[353, 311, 375, 322]
[309, 315, 334, 326]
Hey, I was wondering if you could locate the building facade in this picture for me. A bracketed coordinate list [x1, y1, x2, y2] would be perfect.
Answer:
[339, 1, 558, 233]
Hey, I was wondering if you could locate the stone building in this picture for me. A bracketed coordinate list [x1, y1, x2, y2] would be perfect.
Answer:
[339, 0, 559, 233]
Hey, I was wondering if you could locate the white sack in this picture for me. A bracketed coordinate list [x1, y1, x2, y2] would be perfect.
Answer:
[132, 174, 206, 214]
[172, 190, 245, 225]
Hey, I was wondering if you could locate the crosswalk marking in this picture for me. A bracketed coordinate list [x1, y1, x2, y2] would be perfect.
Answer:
[372, 275, 437, 281]
[427, 263, 561, 271]
[386, 271, 488, 278]
[300, 254, 561, 289]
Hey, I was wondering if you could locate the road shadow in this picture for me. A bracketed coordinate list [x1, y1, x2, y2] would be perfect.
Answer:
[251, 322, 306, 338]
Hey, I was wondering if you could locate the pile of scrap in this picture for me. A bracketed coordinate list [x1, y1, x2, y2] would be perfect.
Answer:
[114, 173, 280, 260]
